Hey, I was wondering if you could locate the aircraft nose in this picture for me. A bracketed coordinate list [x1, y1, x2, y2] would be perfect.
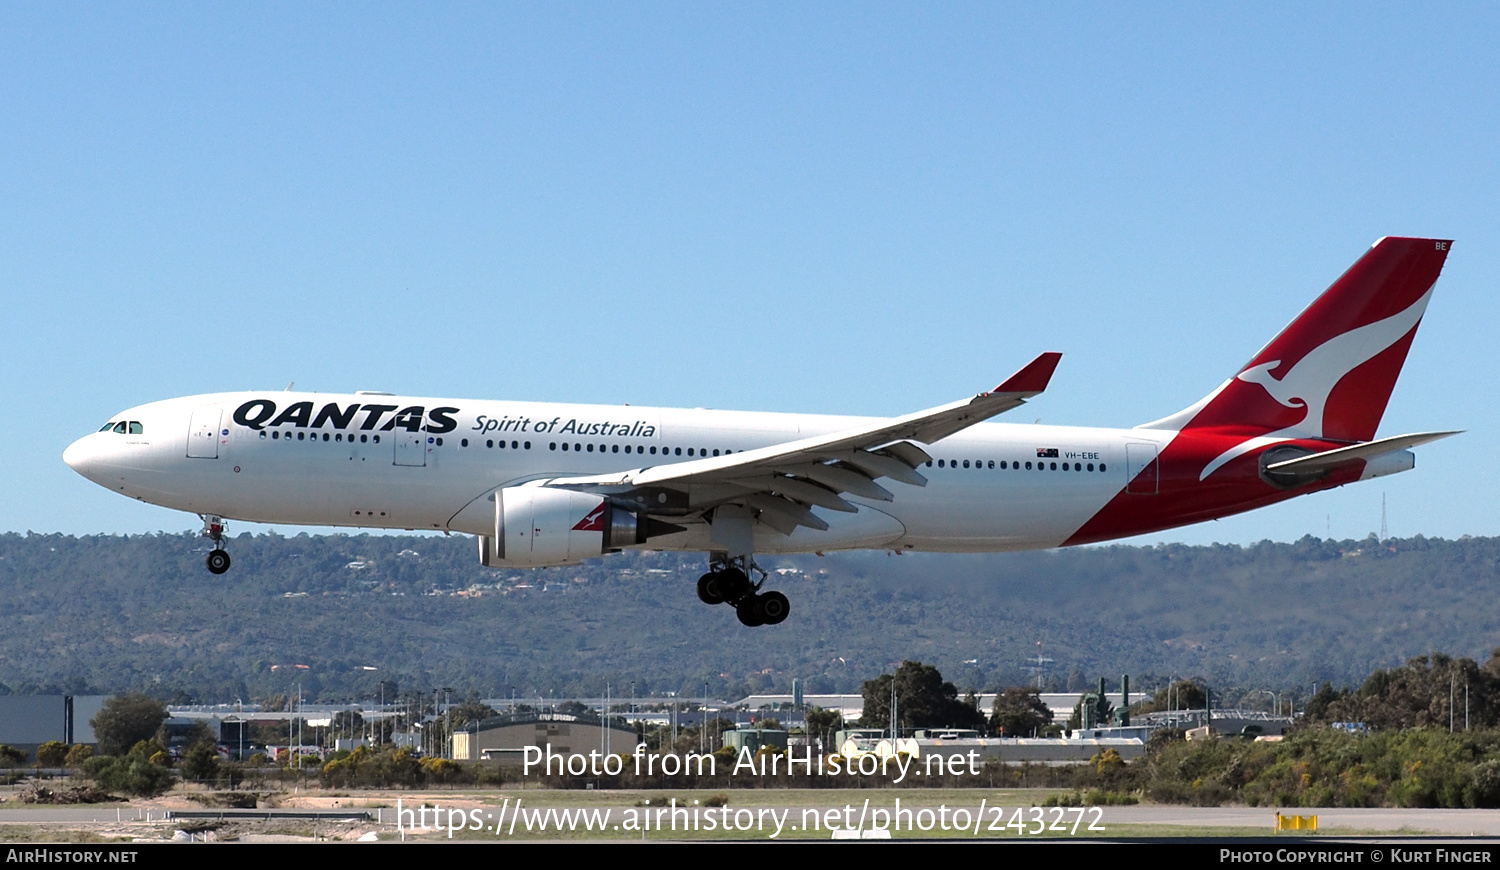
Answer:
[63, 435, 104, 482]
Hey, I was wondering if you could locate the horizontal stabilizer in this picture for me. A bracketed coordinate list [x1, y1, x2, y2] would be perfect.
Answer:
[1265, 431, 1461, 475]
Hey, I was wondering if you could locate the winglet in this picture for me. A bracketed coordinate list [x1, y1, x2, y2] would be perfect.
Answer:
[993, 352, 1063, 394]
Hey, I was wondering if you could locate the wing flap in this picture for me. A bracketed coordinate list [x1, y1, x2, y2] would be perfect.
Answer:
[791, 462, 895, 501]
[728, 475, 859, 513]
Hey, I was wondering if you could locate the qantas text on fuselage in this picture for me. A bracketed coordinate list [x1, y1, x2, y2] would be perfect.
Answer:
[64, 238, 1458, 626]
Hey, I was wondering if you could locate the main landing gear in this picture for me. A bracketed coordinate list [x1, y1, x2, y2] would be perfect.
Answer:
[697, 557, 789, 627]
[201, 515, 231, 575]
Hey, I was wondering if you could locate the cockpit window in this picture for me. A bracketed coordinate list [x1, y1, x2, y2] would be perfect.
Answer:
[129, 422, 143, 434]
[112, 422, 127, 434]
[99, 422, 117, 432]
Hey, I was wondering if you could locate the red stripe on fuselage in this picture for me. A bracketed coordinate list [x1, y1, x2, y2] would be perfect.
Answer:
[1063, 432, 1364, 546]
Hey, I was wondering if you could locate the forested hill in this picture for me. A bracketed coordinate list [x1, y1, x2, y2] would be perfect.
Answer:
[2, 532, 1498, 705]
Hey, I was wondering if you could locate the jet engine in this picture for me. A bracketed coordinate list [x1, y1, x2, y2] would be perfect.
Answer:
[478, 485, 679, 568]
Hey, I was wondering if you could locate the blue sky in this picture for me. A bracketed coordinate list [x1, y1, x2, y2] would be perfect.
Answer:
[5, 3, 1496, 545]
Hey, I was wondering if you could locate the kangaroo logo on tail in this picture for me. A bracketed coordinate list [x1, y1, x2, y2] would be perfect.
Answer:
[1134, 238, 1451, 482]
[1199, 285, 1434, 479]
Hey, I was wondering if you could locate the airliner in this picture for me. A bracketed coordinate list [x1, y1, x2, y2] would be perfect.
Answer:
[65, 237, 1457, 626]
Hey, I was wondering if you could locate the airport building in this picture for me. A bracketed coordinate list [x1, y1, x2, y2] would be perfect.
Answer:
[453, 711, 640, 763]
[0, 695, 107, 761]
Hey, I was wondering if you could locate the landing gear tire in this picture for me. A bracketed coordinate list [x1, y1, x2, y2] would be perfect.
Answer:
[718, 567, 752, 602]
[735, 595, 767, 627]
[701, 556, 787, 626]
[206, 550, 231, 575]
[697, 572, 725, 605]
[759, 590, 790, 625]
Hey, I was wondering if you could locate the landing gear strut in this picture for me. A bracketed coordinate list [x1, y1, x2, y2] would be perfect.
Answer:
[201, 515, 231, 575]
[697, 556, 789, 626]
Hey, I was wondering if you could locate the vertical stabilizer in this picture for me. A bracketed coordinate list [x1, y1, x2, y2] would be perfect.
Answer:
[1141, 238, 1451, 452]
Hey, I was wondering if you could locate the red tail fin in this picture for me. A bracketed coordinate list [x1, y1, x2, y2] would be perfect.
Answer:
[1144, 237, 1451, 444]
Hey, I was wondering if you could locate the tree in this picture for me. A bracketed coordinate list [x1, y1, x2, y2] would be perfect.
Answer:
[1137, 680, 1208, 714]
[446, 701, 495, 729]
[1308, 653, 1500, 731]
[859, 661, 985, 733]
[36, 741, 69, 768]
[1302, 683, 1347, 722]
[805, 707, 844, 749]
[180, 741, 222, 783]
[92, 693, 168, 756]
[557, 700, 591, 717]
[989, 687, 1053, 737]
[64, 744, 94, 768]
[83, 742, 175, 797]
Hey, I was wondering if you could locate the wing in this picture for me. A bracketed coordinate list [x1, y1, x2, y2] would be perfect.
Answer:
[544, 352, 1062, 534]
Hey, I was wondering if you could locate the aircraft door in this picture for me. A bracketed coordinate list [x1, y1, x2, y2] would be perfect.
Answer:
[187, 406, 221, 459]
[393, 426, 427, 467]
[1125, 443, 1159, 495]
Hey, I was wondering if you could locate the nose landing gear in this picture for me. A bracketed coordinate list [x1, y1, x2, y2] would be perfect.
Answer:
[697, 557, 789, 626]
[201, 515, 231, 575]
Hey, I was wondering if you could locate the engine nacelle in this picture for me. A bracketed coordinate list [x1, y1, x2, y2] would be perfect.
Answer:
[478, 486, 651, 568]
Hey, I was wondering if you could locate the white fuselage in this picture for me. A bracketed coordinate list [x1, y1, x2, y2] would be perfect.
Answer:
[64, 391, 1168, 555]
[61, 239, 1454, 588]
